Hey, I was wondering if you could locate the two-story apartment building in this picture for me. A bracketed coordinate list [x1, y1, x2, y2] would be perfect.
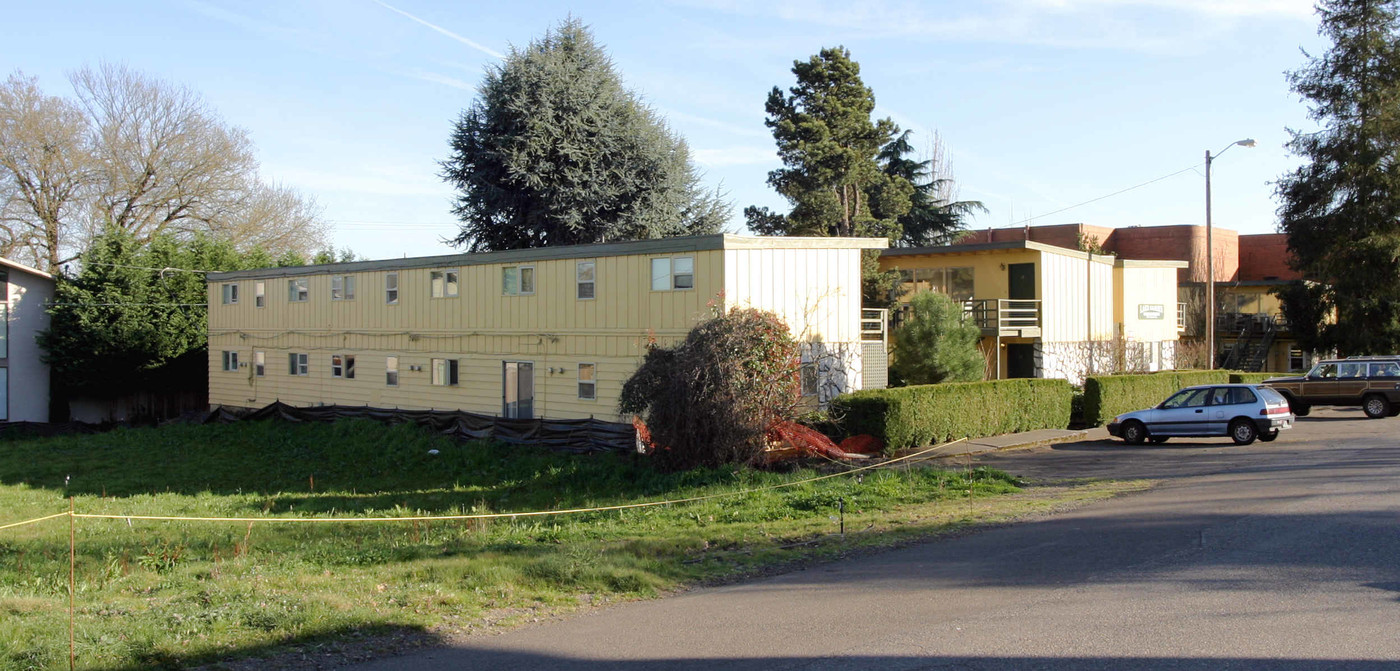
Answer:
[880, 240, 1185, 384]
[205, 235, 887, 421]
[1, 257, 54, 423]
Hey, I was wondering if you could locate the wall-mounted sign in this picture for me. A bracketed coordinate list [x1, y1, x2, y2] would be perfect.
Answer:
[1138, 304, 1165, 320]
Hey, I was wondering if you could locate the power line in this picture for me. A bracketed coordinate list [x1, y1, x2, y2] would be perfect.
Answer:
[79, 262, 213, 274]
[1008, 162, 1204, 227]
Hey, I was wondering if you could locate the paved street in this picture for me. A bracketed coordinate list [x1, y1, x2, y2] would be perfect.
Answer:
[350, 409, 1400, 670]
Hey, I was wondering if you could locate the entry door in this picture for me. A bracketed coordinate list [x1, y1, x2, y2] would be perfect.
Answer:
[1008, 263, 1036, 300]
[503, 362, 534, 419]
[1006, 343, 1039, 378]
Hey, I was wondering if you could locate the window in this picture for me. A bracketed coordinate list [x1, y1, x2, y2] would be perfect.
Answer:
[1370, 361, 1400, 378]
[288, 278, 309, 302]
[1209, 387, 1257, 406]
[221, 351, 239, 372]
[431, 269, 459, 298]
[1161, 388, 1211, 409]
[386, 273, 399, 304]
[432, 358, 459, 386]
[288, 352, 309, 376]
[255, 281, 265, 308]
[651, 256, 694, 291]
[896, 267, 975, 302]
[578, 363, 596, 400]
[331, 275, 356, 301]
[386, 356, 399, 386]
[220, 283, 239, 305]
[800, 362, 818, 397]
[254, 351, 265, 377]
[1288, 348, 1305, 372]
[577, 261, 596, 300]
[1308, 362, 1337, 379]
[1339, 362, 1366, 378]
[331, 354, 355, 379]
[503, 266, 535, 295]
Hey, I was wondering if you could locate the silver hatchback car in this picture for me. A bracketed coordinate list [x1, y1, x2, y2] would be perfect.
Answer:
[1107, 384, 1294, 445]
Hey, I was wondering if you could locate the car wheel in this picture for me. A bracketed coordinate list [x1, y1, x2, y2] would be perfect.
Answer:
[1149, 436, 1169, 444]
[1229, 419, 1257, 445]
[1121, 420, 1147, 445]
[1288, 398, 1311, 417]
[1259, 429, 1279, 442]
[1363, 394, 1391, 419]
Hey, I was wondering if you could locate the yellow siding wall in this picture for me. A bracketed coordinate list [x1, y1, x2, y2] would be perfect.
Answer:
[208, 250, 725, 420]
[880, 249, 1041, 302]
[1039, 250, 1115, 343]
[1115, 266, 1181, 342]
[724, 248, 862, 342]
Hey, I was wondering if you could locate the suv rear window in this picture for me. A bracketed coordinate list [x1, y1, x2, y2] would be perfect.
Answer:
[1370, 361, 1400, 377]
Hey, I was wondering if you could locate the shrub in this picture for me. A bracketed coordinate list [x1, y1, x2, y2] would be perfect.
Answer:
[619, 307, 800, 470]
[1082, 370, 1230, 427]
[831, 379, 1073, 451]
[889, 291, 985, 385]
[1228, 372, 1277, 384]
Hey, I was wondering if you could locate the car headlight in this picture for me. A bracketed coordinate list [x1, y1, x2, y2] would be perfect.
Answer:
[1112, 415, 1125, 423]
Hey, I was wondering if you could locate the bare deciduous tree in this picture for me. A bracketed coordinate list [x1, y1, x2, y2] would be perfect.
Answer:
[0, 64, 327, 271]
[0, 73, 92, 269]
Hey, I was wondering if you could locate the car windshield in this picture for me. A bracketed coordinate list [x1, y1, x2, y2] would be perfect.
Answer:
[1161, 388, 1211, 409]
[1308, 363, 1338, 379]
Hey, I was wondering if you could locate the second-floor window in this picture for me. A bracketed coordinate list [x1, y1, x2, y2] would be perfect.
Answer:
[255, 281, 265, 308]
[503, 266, 535, 296]
[431, 270, 459, 298]
[221, 351, 239, 371]
[288, 278, 309, 302]
[220, 283, 239, 305]
[386, 273, 399, 304]
[651, 256, 694, 291]
[577, 261, 595, 299]
[331, 275, 356, 301]
[896, 267, 974, 302]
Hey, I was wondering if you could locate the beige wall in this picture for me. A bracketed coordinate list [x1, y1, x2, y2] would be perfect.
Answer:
[1039, 250, 1115, 344]
[725, 247, 863, 343]
[1115, 265, 1181, 342]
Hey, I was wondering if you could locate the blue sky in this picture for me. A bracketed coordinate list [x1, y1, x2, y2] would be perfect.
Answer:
[4, 0, 1325, 259]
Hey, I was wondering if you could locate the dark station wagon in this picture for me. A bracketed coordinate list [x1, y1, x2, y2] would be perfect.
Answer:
[1264, 357, 1400, 419]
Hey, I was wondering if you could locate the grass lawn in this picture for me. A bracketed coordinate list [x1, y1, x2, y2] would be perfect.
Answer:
[0, 419, 1141, 670]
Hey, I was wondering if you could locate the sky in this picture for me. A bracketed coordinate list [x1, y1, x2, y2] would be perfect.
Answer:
[3, 0, 1327, 260]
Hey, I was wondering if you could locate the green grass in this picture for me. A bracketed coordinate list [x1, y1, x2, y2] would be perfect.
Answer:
[0, 419, 1131, 670]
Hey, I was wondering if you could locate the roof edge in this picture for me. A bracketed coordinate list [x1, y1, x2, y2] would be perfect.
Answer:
[0, 257, 54, 280]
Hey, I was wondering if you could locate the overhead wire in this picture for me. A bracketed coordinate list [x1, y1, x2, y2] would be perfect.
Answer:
[1006, 161, 1205, 227]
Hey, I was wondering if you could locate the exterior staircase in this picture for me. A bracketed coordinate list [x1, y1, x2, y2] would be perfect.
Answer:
[1217, 314, 1278, 372]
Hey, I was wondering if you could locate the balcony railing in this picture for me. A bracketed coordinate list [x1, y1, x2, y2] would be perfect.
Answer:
[963, 299, 1042, 337]
[860, 308, 888, 345]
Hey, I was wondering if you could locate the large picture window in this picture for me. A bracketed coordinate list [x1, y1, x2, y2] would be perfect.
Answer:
[651, 256, 694, 291]
[896, 267, 974, 302]
[503, 266, 535, 295]
[288, 278, 309, 302]
[431, 270, 459, 298]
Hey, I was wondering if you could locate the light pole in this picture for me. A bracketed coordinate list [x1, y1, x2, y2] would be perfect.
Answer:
[1204, 138, 1256, 370]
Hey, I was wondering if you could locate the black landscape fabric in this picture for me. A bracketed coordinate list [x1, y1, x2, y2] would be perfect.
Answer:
[204, 401, 638, 454]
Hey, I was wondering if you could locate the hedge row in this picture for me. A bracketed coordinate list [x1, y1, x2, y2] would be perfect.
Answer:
[1228, 372, 1277, 385]
[1082, 370, 1231, 427]
[832, 379, 1072, 451]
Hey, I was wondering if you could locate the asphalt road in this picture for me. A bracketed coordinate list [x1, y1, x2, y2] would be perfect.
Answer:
[349, 408, 1400, 670]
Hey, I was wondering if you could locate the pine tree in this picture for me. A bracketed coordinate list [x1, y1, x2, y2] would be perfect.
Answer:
[441, 19, 729, 252]
[889, 291, 985, 385]
[879, 129, 985, 248]
[1277, 0, 1400, 354]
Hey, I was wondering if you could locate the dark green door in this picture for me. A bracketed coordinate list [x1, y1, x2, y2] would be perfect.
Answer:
[1007, 343, 1039, 378]
[1008, 263, 1035, 300]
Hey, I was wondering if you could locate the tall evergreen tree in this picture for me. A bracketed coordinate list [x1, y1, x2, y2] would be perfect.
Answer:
[745, 47, 913, 241]
[879, 129, 986, 248]
[1276, 0, 1400, 354]
[441, 19, 729, 252]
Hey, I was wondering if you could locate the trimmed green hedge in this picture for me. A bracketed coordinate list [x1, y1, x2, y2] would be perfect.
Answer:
[832, 379, 1072, 451]
[1228, 372, 1276, 385]
[1082, 370, 1230, 427]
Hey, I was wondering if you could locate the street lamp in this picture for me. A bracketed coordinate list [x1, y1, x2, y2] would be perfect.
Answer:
[1205, 138, 1256, 370]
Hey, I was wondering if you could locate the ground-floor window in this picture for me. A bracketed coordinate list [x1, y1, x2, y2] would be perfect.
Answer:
[432, 358, 458, 386]
[254, 351, 265, 377]
[386, 356, 399, 386]
[331, 354, 356, 379]
[1289, 348, 1305, 372]
[288, 353, 309, 376]
[578, 363, 596, 400]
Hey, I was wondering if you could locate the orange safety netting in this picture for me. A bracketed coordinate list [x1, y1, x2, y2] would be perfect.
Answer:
[838, 434, 884, 455]
[765, 421, 866, 462]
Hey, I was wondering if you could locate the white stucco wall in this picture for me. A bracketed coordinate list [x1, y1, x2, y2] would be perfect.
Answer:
[3, 262, 54, 422]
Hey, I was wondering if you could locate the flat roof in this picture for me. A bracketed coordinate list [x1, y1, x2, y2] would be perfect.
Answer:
[0, 257, 54, 281]
[883, 239, 1116, 263]
[1115, 259, 1190, 269]
[207, 234, 888, 282]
